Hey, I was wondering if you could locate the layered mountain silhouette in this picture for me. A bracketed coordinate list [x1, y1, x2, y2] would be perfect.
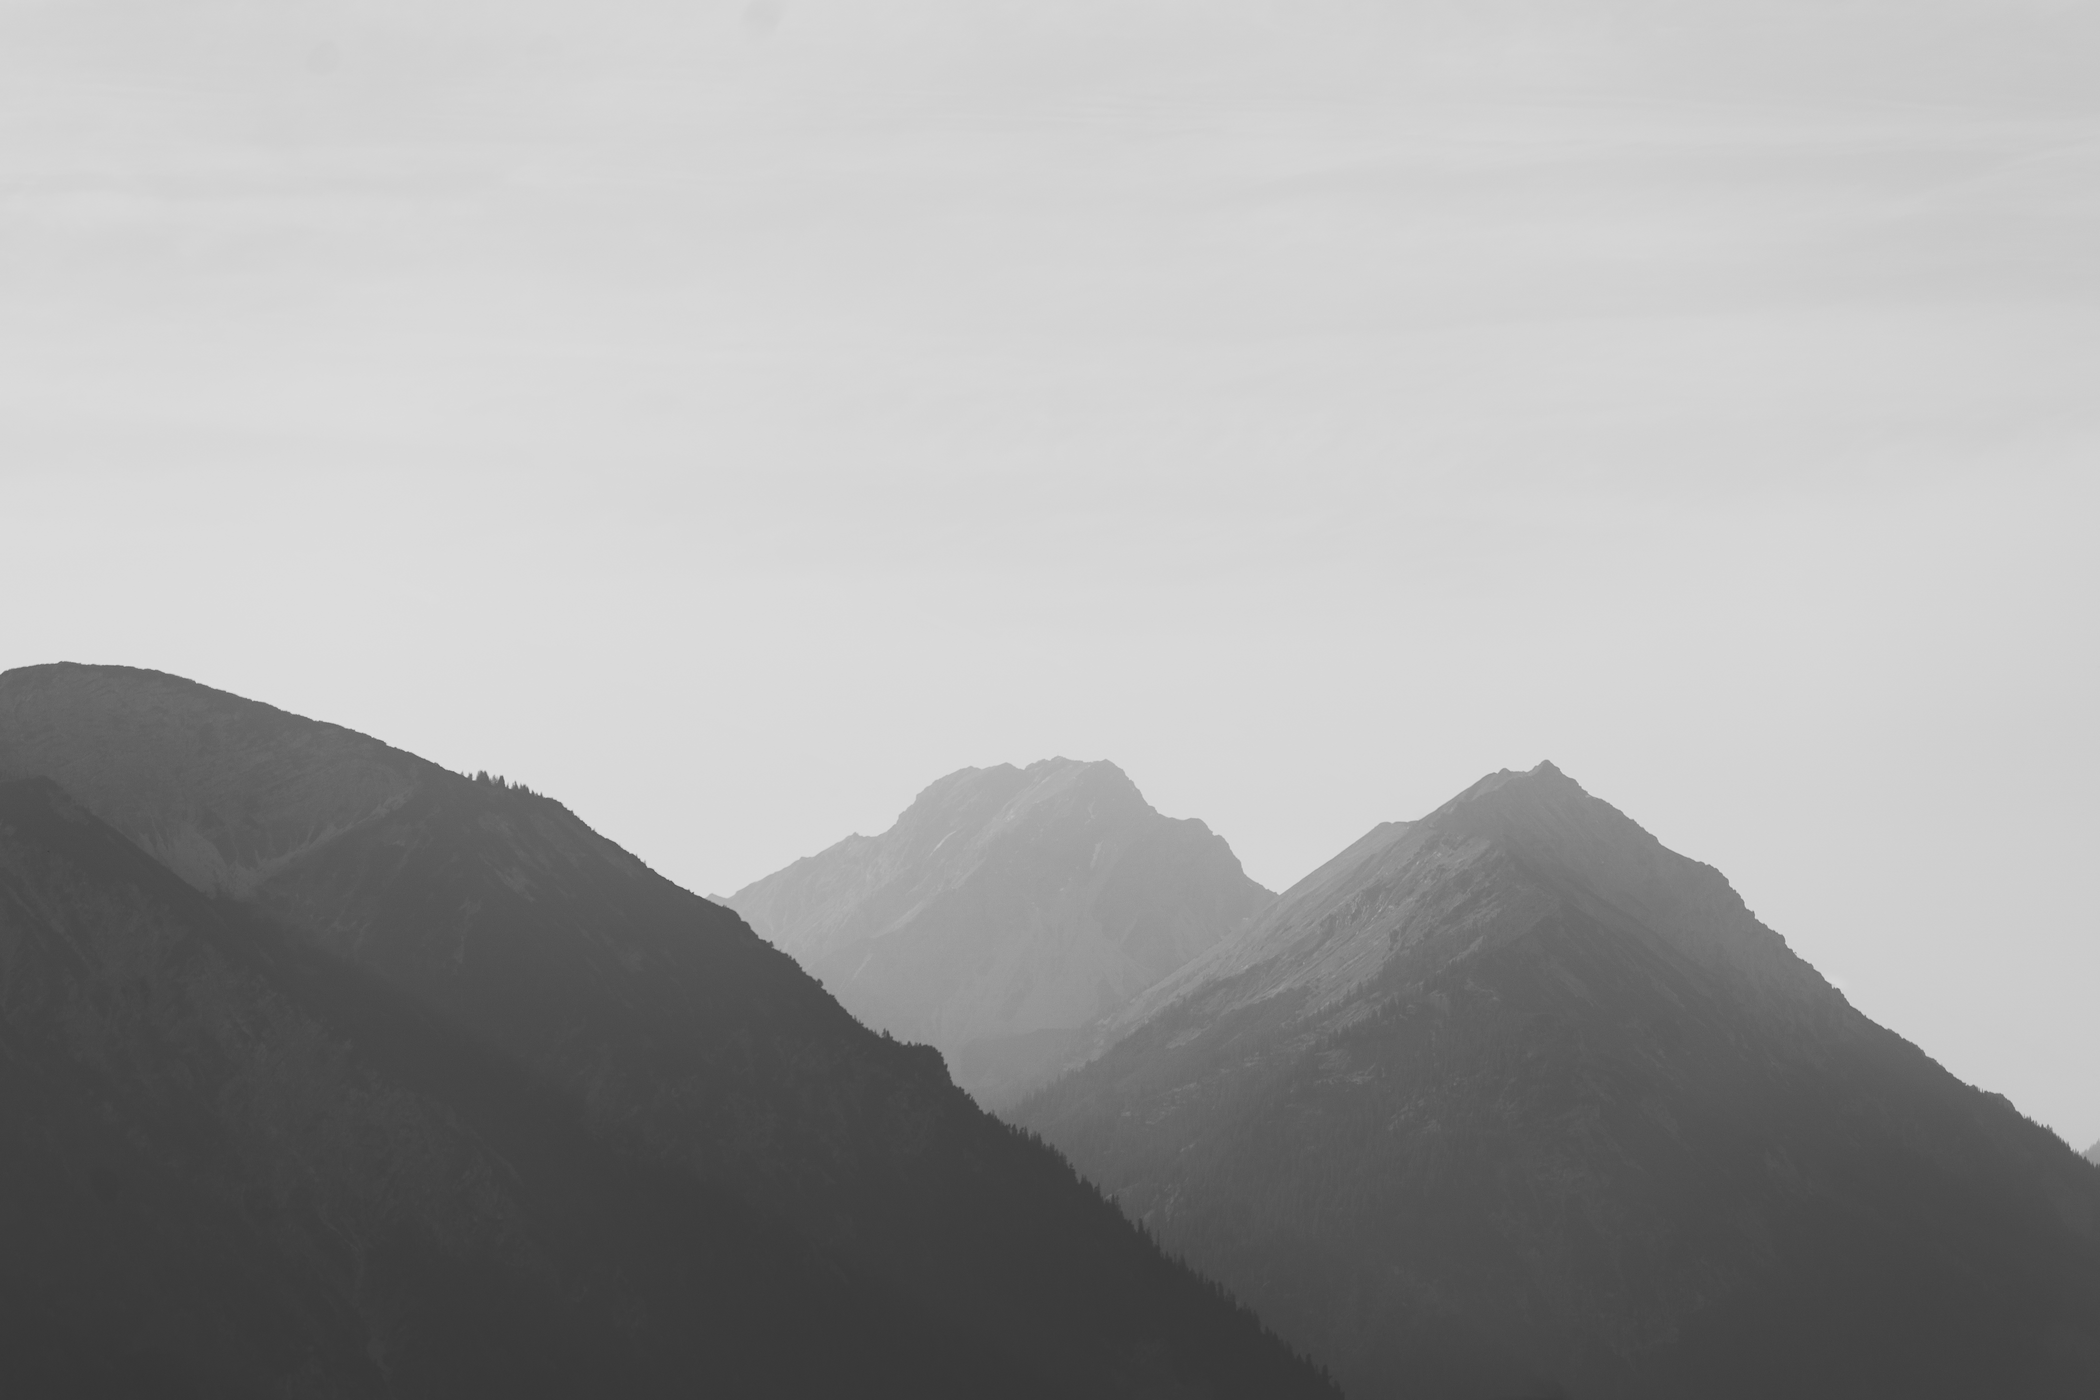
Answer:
[728, 759, 1272, 1106]
[1017, 762, 2100, 1399]
[0, 663, 1334, 1400]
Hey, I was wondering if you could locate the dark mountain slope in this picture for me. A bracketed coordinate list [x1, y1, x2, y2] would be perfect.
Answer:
[1017, 763, 2100, 1399]
[0, 775, 1002, 1397]
[729, 758, 1272, 1104]
[0, 662, 1334, 1400]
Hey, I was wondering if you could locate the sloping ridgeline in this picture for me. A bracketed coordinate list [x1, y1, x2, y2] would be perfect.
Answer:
[0, 663, 1334, 1400]
[1017, 762, 2100, 1400]
[729, 758, 1272, 1107]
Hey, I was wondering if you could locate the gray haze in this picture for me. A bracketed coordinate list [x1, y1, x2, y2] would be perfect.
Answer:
[2, 2, 2095, 1147]
[727, 757, 1272, 1105]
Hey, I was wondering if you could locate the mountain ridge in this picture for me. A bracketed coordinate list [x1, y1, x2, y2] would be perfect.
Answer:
[730, 755, 1272, 1105]
[0, 770, 983, 1397]
[1017, 761, 2100, 1398]
[0, 661, 1336, 1400]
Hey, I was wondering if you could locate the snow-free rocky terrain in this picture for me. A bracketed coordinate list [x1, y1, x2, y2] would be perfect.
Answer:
[730, 758, 1271, 1106]
[1018, 763, 2100, 1399]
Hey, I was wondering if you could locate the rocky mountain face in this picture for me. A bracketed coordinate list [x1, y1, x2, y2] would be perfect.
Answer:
[1017, 762, 2100, 1399]
[728, 759, 1272, 1106]
[0, 663, 1334, 1400]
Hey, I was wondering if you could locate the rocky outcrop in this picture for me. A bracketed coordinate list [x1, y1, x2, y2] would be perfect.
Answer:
[729, 758, 1272, 1105]
[1018, 762, 2100, 1399]
[0, 663, 1334, 1400]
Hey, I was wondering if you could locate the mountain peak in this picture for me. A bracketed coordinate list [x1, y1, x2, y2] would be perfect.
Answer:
[1419, 761, 1822, 1005]
[1431, 755, 1579, 808]
[1018, 755, 1141, 795]
[729, 757, 1270, 1105]
[1019, 764, 2100, 1400]
[1027, 754, 1120, 773]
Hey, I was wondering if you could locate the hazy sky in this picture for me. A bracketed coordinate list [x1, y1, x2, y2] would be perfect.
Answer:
[4, 0, 2096, 1145]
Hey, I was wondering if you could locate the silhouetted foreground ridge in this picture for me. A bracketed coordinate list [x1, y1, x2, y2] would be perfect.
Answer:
[1019, 762, 2100, 1399]
[0, 663, 1335, 1400]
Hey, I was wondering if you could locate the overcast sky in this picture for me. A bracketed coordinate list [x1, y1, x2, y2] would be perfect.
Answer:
[4, 0, 2096, 1146]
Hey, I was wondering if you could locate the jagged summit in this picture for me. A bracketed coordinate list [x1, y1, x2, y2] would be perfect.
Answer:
[1018, 763, 2100, 1399]
[1423, 757, 1571, 804]
[1099, 759, 1826, 1055]
[1423, 758, 1635, 836]
[817, 758, 1142, 851]
[1423, 759, 1821, 1004]
[730, 757, 1271, 1106]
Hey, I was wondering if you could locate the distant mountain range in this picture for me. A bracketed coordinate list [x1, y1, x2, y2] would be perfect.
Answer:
[1016, 762, 2100, 1398]
[2088, 1138, 2100, 1167]
[0, 664, 1332, 1399]
[728, 759, 1271, 1105]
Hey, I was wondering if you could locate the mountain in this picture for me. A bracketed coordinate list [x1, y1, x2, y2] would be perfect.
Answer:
[728, 759, 1272, 1106]
[0, 662, 1334, 1400]
[0, 773, 959, 1396]
[2087, 1139, 2100, 1167]
[1017, 762, 2100, 1399]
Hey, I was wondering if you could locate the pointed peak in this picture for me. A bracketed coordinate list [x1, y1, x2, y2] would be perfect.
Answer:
[1503, 758, 1588, 802]
[1503, 758, 1578, 791]
[1424, 759, 1609, 839]
[1411, 761, 1828, 1004]
[1424, 760, 1585, 823]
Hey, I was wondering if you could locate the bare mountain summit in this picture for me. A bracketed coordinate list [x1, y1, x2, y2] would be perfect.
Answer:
[729, 759, 1272, 1105]
[1018, 761, 2100, 1399]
